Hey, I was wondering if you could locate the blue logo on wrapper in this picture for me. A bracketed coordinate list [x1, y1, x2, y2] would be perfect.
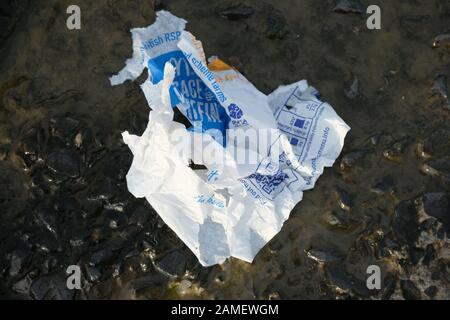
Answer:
[147, 50, 229, 144]
[227, 103, 243, 119]
[249, 170, 288, 195]
[227, 103, 248, 127]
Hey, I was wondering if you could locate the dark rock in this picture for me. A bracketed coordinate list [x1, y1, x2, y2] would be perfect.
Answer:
[86, 147, 107, 168]
[22, 136, 38, 157]
[417, 192, 450, 231]
[381, 274, 397, 300]
[326, 265, 370, 297]
[0, 145, 8, 160]
[153, 0, 165, 11]
[0, 0, 25, 43]
[0, 162, 28, 213]
[420, 217, 437, 231]
[112, 263, 122, 278]
[430, 74, 450, 110]
[424, 286, 438, 298]
[87, 178, 119, 201]
[431, 74, 448, 99]
[30, 230, 60, 252]
[344, 76, 359, 99]
[45, 136, 66, 153]
[353, 238, 378, 259]
[382, 238, 401, 254]
[385, 238, 400, 249]
[370, 176, 394, 195]
[410, 247, 425, 265]
[322, 210, 357, 231]
[11, 274, 33, 294]
[421, 157, 450, 184]
[400, 280, 421, 300]
[265, 9, 288, 39]
[46, 148, 80, 178]
[105, 209, 128, 230]
[104, 201, 125, 212]
[132, 274, 169, 291]
[443, 264, 450, 283]
[218, 4, 255, 20]
[54, 197, 81, 215]
[85, 265, 101, 282]
[50, 116, 80, 140]
[340, 150, 366, 171]
[333, 0, 366, 14]
[305, 247, 343, 263]
[392, 201, 419, 245]
[33, 203, 58, 237]
[129, 206, 151, 227]
[8, 249, 29, 277]
[417, 127, 450, 159]
[400, 15, 431, 26]
[432, 34, 450, 48]
[30, 274, 74, 300]
[155, 250, 188, 277]
[89, 248, 114, 266]
[383, 139, 408, 163]
[369, 133, 381, 146]
[69, 238, 84, 248]
[333, 187, 352, 211]
[110, 151, 133, 181]
[422, 244, 437, 266]
[0, 0, 16, 17]
[431, 271, 441, 281]
[438, 1, 450, 17]
[34, 167, 67, 186]
[437, 225, 446, 239]
[124, 248, 140, 260]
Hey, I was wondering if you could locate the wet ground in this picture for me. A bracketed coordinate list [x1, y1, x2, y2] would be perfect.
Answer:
[0, 0, 449, 299]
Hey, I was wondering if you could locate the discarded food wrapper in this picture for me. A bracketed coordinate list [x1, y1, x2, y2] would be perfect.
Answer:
[110, 10, 350, 266]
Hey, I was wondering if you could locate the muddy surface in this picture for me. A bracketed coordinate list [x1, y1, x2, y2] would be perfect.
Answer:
[0, 0, 449, 299]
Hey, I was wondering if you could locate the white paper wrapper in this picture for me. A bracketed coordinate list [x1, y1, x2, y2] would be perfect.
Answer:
[110, 10, 350, 266]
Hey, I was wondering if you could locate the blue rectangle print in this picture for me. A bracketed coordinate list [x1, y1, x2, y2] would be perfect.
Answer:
[290, 137, 299, 146]
[294, 118, 305, 129]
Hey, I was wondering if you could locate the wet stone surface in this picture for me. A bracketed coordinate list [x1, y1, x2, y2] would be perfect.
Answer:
[0, 0, 450, 299]
[333, 0, 366, 15]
